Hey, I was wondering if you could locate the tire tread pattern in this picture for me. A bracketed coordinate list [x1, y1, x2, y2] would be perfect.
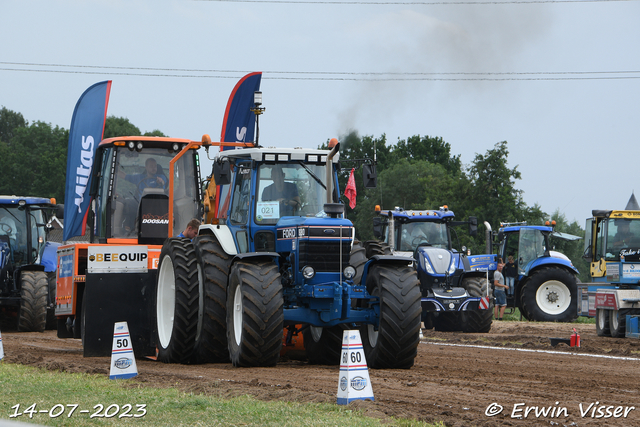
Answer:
[18, 271, 48, 332]
[157, 238, 199, 364]
[361, 264, 422, 369]
[227, 260, 283, 367]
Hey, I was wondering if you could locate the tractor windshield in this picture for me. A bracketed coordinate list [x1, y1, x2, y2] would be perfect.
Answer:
[396, 221, 448, 251]
[255, 163, 332, 225]
[605, 218, 640, 260]
[0, 205, 44, 266]
[518, 228, 546, 273]
[110, 147, 199, 238]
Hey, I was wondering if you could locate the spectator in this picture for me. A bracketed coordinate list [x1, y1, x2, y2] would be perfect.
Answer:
[504, 254, 517, 296]
[178, 218, 200, 240]
[493, 261, 508, 320]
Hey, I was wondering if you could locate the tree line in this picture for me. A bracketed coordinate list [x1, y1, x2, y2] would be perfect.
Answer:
[0, 107, 588, 281]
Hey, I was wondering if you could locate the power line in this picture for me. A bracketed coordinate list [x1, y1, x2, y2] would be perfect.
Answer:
[194, 0, 637, 4]
[1, 63, 639, 81]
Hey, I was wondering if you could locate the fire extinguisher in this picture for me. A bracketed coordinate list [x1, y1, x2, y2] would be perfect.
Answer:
[570, 328, 580, 347]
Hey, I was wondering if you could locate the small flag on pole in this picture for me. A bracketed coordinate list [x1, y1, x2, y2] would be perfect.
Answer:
[344, 168, 357, 209]
[109, 321, 138, 379]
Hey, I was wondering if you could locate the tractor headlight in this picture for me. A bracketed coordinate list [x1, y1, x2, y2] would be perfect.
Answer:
[448, 261, 456, 275]
[421, 257, 434, 274]
[172, 143, 180, 152]
[136, 142, 144, 151]
[343, 266, 356, 280]
[302, 265, 315, 279]
[127, 141, 135, 150]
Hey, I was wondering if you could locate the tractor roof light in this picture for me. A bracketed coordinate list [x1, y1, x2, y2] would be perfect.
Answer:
[172, 143, 180, 152]
[302, 265, 315, 279]
[127, 141, 135, 150]
[375, 205, 381, 212]
[136, 142, 144, 151]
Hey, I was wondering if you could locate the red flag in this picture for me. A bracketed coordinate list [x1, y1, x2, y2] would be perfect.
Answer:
[345, 168, 357, 209]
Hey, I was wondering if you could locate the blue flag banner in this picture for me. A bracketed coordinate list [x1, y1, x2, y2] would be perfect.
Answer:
[220, 72, 262, 151]
[63, 81, 112, 241]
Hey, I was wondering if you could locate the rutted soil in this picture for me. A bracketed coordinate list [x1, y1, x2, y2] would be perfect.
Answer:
[3, 321, 640, 426]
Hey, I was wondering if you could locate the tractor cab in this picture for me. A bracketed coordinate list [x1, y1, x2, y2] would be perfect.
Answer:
[90, 137, 202, 244]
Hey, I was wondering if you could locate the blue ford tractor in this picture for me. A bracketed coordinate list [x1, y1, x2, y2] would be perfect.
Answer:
[155, 143, 423, 368]
[371, 206, 497, 333]
[0, 196, 60, 331]
[494, 221, 580, 322]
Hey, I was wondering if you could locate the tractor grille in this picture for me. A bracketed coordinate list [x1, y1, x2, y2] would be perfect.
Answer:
[299, 240, 351, 272]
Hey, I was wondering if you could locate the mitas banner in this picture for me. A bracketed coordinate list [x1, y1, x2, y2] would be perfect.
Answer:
[63, 81, 112, 241]
[220, 72, 262, 151]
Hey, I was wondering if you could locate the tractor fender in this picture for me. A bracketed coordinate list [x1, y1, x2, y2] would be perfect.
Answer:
[41, 241, 61, 273]
[198, 224, 238, 256]
[523, 255, 579, 276]
[230, 252, 280, 265]
[361, 255, 413, 287]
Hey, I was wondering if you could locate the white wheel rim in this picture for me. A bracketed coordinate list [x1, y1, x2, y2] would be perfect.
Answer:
[233, 285, 243, 346]
[597, 309, 607, 330]
[610, 310, 619, 331]
[535, 280, 571, 315]
[310, 326, 323, 342]
[156, 254, 175, 349]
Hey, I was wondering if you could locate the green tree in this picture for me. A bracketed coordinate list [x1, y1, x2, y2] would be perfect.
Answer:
[0, 121, 68, 201]
[0, 106, 28, 143]
[103, 116, 142, 138]
[549, 209, 589, 282]
[391, 135, 462, 176]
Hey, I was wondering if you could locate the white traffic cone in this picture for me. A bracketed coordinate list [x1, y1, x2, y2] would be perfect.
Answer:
[337, 329, 374, 405]
[109, 321, 138, 379]
[0, 329, 4, 361]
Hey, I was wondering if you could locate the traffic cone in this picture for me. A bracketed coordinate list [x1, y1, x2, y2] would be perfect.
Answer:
[337, 329, 374, 405]
[0, 329, 4, 361]
[109, 321, 138, 379]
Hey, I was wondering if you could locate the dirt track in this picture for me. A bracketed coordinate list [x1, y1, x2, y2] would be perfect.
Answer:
[3, 321, 640, 426]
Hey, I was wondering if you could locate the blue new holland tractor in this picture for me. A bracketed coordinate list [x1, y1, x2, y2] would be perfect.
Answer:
[495, 221, 580, 322]
[370, 206, 497, 333]
[0, 196, 60, 331]
[154, 142, 423, 368]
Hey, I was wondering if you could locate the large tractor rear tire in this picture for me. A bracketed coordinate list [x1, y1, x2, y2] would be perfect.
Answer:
[304, 324, 347, 365]
[596, 308, 610, 336]
[360, 264, 421, 369]
[156, 238, 199, 364]
[192, 234, 232, 363]
[460, 276, 492, 333]
[227, 260, 283, 367]
[18, 271, 48, 332]
[364, 240, 392, 258]
[609, 309, 630, 338]
[520, 267, 578, 322]
[350, 240, 367, 286]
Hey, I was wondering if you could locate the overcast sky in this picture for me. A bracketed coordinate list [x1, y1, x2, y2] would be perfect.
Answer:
[2, 0, 639, 226]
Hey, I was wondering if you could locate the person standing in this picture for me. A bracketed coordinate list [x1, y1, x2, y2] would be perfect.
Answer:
[493, 261, 508, 320]
[504, 255, 517, 296]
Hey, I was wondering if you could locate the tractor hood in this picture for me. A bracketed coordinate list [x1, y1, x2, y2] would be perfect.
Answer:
[416, 246, 456, 276]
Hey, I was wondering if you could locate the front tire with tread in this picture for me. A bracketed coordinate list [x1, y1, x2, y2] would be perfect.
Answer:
[156, 238, 199, 364]
[18, 271, 48, 332]
[227, 260, 283, 367]
[460, 277, 493, 333]
[520, 267, 578, 322]
[360, 264, 421, 369]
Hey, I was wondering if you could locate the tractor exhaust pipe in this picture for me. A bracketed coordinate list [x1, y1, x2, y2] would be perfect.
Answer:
[484, 221, 492, 255]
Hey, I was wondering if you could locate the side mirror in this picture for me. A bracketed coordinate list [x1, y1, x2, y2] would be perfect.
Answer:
[56, 204, 65, 220]
[373, 216, 383, 239]
[363, 164, 377, 189]
[213, 160, 231, 185]
[496, 230, 504, 244]
[468, 216, 478, 237]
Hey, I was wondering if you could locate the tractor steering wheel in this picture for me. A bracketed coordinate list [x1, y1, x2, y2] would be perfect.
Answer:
[136, 177, 164, 199]
[0, 223, 12, 235]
